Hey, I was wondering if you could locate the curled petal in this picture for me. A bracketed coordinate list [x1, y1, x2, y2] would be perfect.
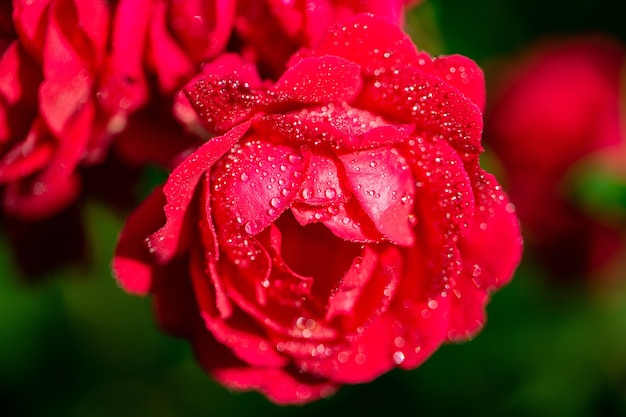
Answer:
[168, 0, 235, 63]
[294, 152, 346, 206]
[98, 0, 150, 115]
[338, 147, 416, 246]
[190, 247, 288, 368]
[184, 62, 264, 134]
[269, 55, 362, 105]
[145, 0, 194, 93]
[112, 186, 167, 295]
[291, 198, 383, 243]
[326, 246, 378, 322]
[210, 137, 307, 237]
[432, 54, 486, 112]
[147, 121, 251, 263]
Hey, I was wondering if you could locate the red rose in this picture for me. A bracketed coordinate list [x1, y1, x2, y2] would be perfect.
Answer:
[114, 14, 522, 403]
[485, 36, 625, 278]
[0, 0, 232, 219]
[233, 0, 418, 78]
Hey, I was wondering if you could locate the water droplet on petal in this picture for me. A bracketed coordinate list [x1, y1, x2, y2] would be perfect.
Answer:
[393, 351, 406, 364]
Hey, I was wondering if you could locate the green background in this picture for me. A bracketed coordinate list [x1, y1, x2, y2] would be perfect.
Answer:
[2, 1, 626, 415]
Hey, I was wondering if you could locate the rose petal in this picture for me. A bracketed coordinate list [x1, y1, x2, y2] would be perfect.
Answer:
[112, 186, 167, 295]
[255, 103, 413, 150]
[98, 0, 150, 115]
[146, 0, 195, 93]
[293, 152, 346, 206]
[0, 119, 53, 183]
[190, 246, 287, 368]
[357, 65, 484, 157]
[168, 0, 235, 63]
[432, 54, 486, 112]
[459, 164, 523, 290]
[210, 136, 307, 237]
[39, 2, 94, 136]
[326, 246, 378, 322]
[12, 0, 49, 56]
[408, 135, 475, 238]
[290, 198, 383, 243]
[269, 55, 362, 105]
[308, 13, 421, 77]
[184, 61, 264, 134]
[147, 121, 251, 263]
[338, 147, 416, 246]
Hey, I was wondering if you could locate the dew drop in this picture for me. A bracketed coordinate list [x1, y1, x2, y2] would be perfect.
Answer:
[288, 154, 302, 164]
[392, 351, 406, 364]
[325, 188, 337, 198]
[240, 172, 248, 182]
[301, 187, 314, 200]
[270, 197, 280, 208]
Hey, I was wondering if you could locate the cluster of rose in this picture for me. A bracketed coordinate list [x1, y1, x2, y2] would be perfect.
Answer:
[1, 0, 624, 406]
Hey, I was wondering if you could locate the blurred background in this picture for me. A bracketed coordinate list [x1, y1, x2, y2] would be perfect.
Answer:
[2, 0, 626, 415]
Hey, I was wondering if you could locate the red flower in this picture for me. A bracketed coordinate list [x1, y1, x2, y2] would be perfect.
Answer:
[114, 14, 522, 403]
[485, 36, 625, 279]
[0, 0, 232, 219]
[233, 0, 418, 78]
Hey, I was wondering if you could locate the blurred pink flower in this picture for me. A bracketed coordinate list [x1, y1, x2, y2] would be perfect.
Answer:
[114, 14, 521, 403]
[233, 0, 418, 78]
[485, 35, 625, 279]
[0, 0, 233, 219]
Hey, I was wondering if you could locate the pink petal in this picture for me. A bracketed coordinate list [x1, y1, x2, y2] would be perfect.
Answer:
[73, 0, 109, 56]
[347, 245, 403, 327]
[297, 313, 399, 384]
[308, 13, 420, 77]
[12, 0, 49, 57]
[338, 146, 416, 246]
[408, 135, 475, 238]
[269, 55, 362, 105]
[0, 42, 41, 109]
[112, 186, 167, 295]
[254, 103, 413, 150]
[184, 63, 264, 134]
[39, 32, 89, 136]
[357, 65, 484, 157]
[147, 121, 251, 263]
[293, 152, 346, 206]
[0, 119, 54, 183]
[432, 54, 486, 112]
[189, 246, 288, 368]
[325, 246, 378, 321]
[168, 0, 235, 63]
[146, 0, 195, 93]
[4, 95, 94, 219]
[392, 292, 451, 370]
[98, 0, 150, 115]
[210, 137, 307, 238]
[459, 164, 523, 290]
[211, 364, 335, 405]
[290, 199, 383, 243]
